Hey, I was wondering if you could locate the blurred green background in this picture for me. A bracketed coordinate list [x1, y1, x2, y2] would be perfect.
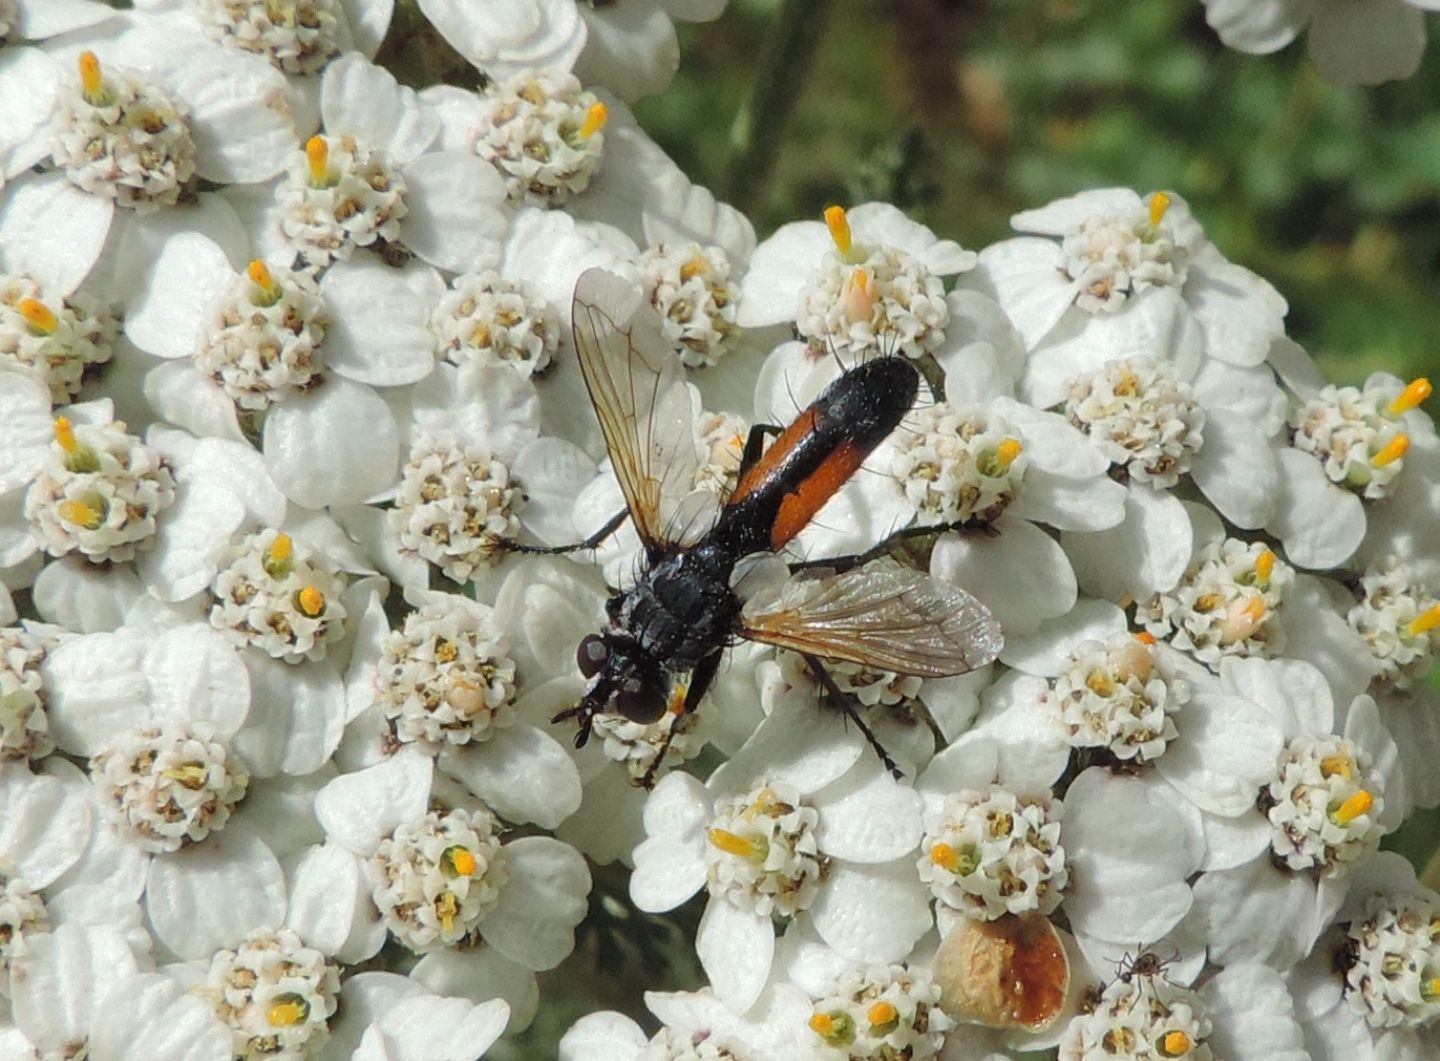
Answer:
[401, 1, 1440, 1052]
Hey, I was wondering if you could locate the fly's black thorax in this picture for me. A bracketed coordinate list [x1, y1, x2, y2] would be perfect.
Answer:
[616, 540, 741, 671]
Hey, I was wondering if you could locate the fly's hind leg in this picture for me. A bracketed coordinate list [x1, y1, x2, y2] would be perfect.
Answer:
[787, 519, 989, 575]
[800, 651, 905, 782]
[636, 651, 722, 790]
[737, 422, 783, 479]
[505, 507, 629, 556]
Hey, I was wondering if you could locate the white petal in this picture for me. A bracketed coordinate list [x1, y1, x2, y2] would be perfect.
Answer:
[558, 1012, 647, 1061]
[1198, 809, 1273, 872]
[630, 834, 707, 913]
[991, 397, 1108, 479]
[321, 52, 437, 164]
[1190, 409, 1281, 529]
[1156, 689, 1285, 817]
[999, 599, 1128, 677]
[144, 626, 250, 740]
[1201, 0, 1307, 54]
[124, 232, 234, 360]
[1062, 769, 1203, 943]
[1221, 656, 1333, 735]
[1308, 0, 1424, 86]
[142, 362, 245, 441]
[314, 747, 433, 855]
[736, 221, 827, 327]
[0, 172, 113, 297]
[642, 169, 755, 264]
[400, 150, 507, 272]
[145, 832, 286, 960]
[286, 843, 374, 958]
[411, 361, 541, 465]
[340, 0, 395, 57]
[813, 763, 922, 863]
[1265, 448, 1366, 570]
[1201, 963, 1308, 1061]
[511, 438, 599, 546]
[10, 924, 137, 1050]
[1191, 859, 1319, 968]
[1011, 188, 1144, 235]
[138, 477, 245, 601]
[808, 857, 932, 962]
[483, 837, 590, 970]
[1063, 487, 1193, 601]
[40, 629, 151, 755]
[410, 947, 539, 1028]
[319, 257, 438, 386]
[437, 725, 582, 829]
[166, 46, 293, 184]
[235, 656, 347, 777]
[1183, 253, 1287, 367]
[263, 377, 400, 508]
[695, 897, 773, 1013]
[0, 370, 51, 489]
[930, 516, 1076, 637]
[709, 697, 864, 798]
[1013, 468, 1127, 532]
[971, 237, 1074, 350]
[0, 765, 91, 888]
[574, 3, 678, 102]
[0, 48, 62, 177]
[416, 0, 584, 72]
[1191, 359, 1287, 435]
[32, 555, 145, 632]
[89, 972, 232, 1061]
[372, 996, 510, 1061]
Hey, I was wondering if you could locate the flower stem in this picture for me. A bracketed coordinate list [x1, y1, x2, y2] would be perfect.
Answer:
[723, 0, 835, 220]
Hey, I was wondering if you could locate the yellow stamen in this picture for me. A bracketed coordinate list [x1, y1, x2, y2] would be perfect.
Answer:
[450, 847, 478, 876]
[707, 827, 766, 861]
[1423, 977, 1440, 1002]
[161, 762, 209, 789]
[78, 51, 105, 104]
[808, 1014, 834, 1036]
[679, 255, 709, 283]
[263, 532, 293, 578]
[667, 682, 688, 716]
[578, 101, 608, 140]
[58, 498, 103, 530]
[1320, 755, 1353, 780]
[1135, 631, 1157, 646]
[305, 135, 331, 186]
[1388, 378, 1432, 416]
[824, 205, 853, 257]
[930, 842, 960, 872]
[267, 996, 309, 1028]
[808, 1010, 854, 1046]
[1147, 191, 1171, 230]
[867, 1001, 898, 1029]
[16, 298, 58, 335]
[1372, 434, 1410, 468]
[296, 586, 325, 617]
[54, 416, 78, 454]
[246, 260, 281, 304]
[1333, 790, 1374, 826]
[1407, 605, 1440, 638]
[436, 892, 458, 933]
[1255, 549, 1276, 585]
[1158, 1030, 1190, 1057]
[1220, 595, 1266, 644]
[841, 267, 875, 323]
[996, 438, 1023, 469]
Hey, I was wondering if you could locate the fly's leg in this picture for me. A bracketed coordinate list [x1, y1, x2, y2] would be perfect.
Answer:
[636, 651, 722, 790]
[800, 651, 904, 782]
[788, 519, 986, 575]
[737, 422, 783, 479]
[552, 694, 601, 748]
[506, 508, 629, 556]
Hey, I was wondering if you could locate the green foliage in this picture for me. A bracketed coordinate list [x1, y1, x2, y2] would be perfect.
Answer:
[636, 0, 1440, 389]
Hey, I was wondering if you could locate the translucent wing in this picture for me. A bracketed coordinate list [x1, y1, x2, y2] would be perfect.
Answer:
[571, 268, 698, 552]
[739, 565, 1003, 677]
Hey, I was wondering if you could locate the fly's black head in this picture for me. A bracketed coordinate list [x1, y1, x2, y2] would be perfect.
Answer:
[555, 632, 670, 747]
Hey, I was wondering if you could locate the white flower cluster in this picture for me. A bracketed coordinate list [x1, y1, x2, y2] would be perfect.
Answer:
[0, 5, 1435, 1061]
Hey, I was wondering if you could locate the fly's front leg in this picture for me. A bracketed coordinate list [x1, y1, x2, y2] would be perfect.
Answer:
[800, 651, 904, 782]
[506, 507, 629, 556]
[636, 650, 722, 790]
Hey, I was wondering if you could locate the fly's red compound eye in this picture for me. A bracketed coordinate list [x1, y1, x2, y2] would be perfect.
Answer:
[577, 635, 608, 678]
